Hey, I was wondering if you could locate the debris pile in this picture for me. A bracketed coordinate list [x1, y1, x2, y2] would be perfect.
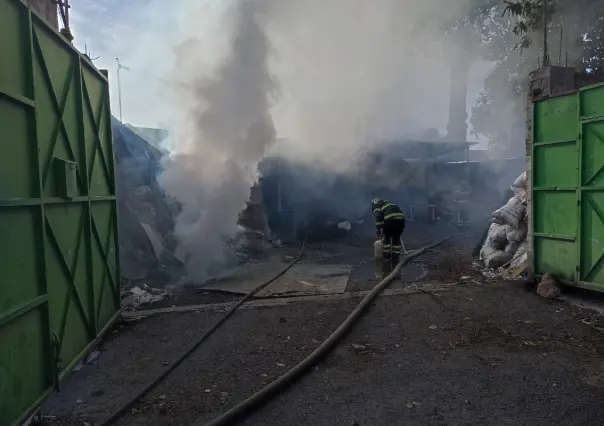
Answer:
[537, 272, 561, 299]
[121, 285, 171, 311]
[479, 171, 528, 278]
[113, 118, 182, 283]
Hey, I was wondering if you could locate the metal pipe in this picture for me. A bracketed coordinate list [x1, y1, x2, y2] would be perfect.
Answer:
[116, 58, 123, 122]
[64, 0, 70, 28]
[543, 0, 549, 66]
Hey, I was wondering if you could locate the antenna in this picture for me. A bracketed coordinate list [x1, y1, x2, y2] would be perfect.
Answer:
[116, 58, 124, 122]
[558, 25, 563, 65]
[84, 43, 100, 61]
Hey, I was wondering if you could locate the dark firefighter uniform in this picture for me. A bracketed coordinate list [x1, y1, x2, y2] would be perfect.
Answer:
[372, 198, 405, 263]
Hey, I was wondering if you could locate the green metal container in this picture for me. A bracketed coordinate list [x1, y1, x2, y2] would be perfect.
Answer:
[0, 1, 120, 424]
[532, 82, 604, 291]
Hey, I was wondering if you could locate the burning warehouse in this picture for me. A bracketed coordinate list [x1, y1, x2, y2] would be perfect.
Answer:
[257, 139, 524, 243]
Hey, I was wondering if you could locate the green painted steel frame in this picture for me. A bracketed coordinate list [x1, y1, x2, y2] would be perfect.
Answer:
[0, 1, 120, 425]
[532, 83, 604, 292]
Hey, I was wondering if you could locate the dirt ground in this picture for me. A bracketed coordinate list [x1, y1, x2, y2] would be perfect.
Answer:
[38, 233, 604, 426]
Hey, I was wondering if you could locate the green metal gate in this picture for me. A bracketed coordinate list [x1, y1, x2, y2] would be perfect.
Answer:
[533, 83, 604, 291]
[0, 1, 120, 424]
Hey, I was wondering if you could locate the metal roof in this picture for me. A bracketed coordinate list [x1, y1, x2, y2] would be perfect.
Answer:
[363, 140, 478, 161]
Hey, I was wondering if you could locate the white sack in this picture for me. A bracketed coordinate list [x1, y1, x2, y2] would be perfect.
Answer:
[506, 222, 527, 243]
[510, 241, 529, 269]
[504, 242, 519, 255]
[480, 244, 498, 261]
[491, 217, 505, 225]
[512, 171, 527, 189]
[491, 196, 525, 229]
[486, 251, 513, 269]
[487, 223, 507, 249]
[511, 186, 527, 200]
[480, 224, 507, 261]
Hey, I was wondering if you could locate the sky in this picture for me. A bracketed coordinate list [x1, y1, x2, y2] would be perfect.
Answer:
[70, 0, 222, 128]
[69, 0, 490, 147]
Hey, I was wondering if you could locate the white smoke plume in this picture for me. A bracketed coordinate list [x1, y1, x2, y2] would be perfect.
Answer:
[158, 0, 276, 283]
[266, 0, 482, 167]
[74, 0, 510, 283]
[158, 0, 493, 283]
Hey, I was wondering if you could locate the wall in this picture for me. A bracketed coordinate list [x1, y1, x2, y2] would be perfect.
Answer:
[526, 66, 604, 278]
[526, 85, 535, 277]
[0, 1, 117, 423]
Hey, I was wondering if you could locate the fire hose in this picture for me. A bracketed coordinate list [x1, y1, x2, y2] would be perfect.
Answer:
[196, 234, 455, 426]
[101, 238, 307, 426]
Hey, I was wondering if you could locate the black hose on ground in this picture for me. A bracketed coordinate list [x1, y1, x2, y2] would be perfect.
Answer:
[196, 234, 455, 426]
[101, 239, 307, 426]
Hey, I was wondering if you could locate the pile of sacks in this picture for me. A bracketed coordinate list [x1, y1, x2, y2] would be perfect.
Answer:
[480, 172, 529, 270]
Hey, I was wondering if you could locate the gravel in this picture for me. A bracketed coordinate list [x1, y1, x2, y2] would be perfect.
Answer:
[40, 236, 604, 426]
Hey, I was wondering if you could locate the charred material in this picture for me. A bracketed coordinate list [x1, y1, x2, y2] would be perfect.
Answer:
[258, 142, 524, 246]
[113, 118, 181, 284]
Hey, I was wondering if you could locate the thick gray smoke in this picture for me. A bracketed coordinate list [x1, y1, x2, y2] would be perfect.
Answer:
[158, 0, 276, 283]
[72, 0, 533, 282]
[155, 0, 500, 283]
[266, 0, 483, 166]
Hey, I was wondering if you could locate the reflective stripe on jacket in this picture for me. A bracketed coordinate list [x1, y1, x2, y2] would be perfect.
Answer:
[372, 200, 405, 227]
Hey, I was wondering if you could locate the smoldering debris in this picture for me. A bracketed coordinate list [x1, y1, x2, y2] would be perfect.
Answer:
[147, 0, 526, 285]
[112, 118, 183, 284]
[121, 285, 171, 311]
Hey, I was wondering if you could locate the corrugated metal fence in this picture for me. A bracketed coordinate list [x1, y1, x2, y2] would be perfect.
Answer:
[532, 82, 604, 291]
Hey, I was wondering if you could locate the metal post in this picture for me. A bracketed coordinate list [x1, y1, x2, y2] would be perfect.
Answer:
[116, 58, 123, 122]
[64, 0, 71, 27]
[276, 178, 282, 213]
[465, 146, 470, 181]
[543, 0, 549, 67]
[558, 24, 563, 65]
[390, 237, 393, 271]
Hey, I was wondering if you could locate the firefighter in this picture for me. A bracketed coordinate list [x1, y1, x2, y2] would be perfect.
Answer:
[371, 198, 406, 266]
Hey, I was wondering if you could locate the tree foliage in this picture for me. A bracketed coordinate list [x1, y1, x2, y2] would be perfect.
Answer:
[501, 0, 604, 72]
[468, 0, 604, 155]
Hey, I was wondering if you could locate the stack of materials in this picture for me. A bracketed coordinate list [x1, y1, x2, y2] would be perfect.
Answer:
[112, 118, 179, 282]
[479, 172, 529, 275]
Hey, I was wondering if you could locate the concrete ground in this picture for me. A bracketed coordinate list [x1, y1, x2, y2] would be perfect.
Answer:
[38, 233, 604, 426]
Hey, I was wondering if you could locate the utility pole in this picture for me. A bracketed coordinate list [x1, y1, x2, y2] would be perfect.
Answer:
[115, 58, 129, 122]
[56, 0, 73, 41]
[542, 0, 550, 67]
